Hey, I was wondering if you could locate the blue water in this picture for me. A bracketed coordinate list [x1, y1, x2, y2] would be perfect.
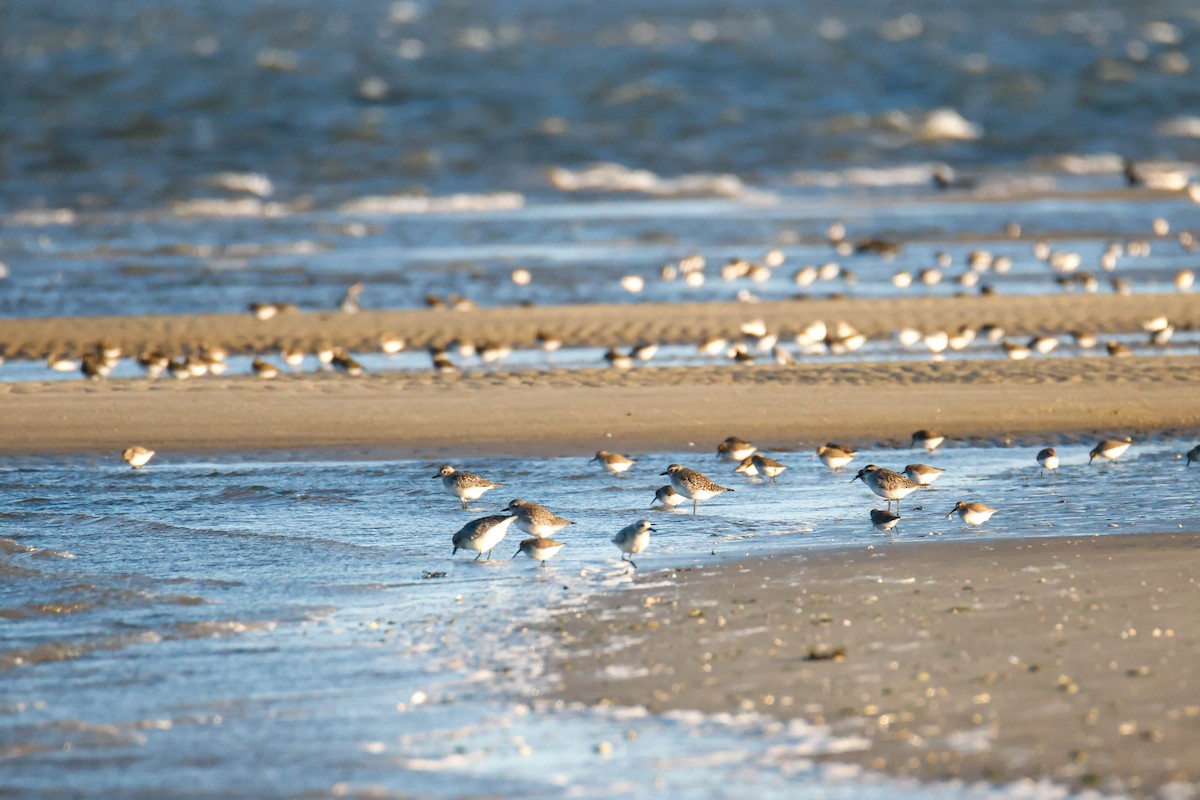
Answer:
[2, 442, 1197, 796]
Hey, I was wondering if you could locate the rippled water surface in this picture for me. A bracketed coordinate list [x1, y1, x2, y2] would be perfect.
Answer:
[3, 442, 1197, 797]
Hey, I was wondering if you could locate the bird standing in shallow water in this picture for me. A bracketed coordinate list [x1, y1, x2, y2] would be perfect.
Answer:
[123, 446, 155, 469]
[947, 501, 997, 527]
[852, 465, 922, 512]
[816, 444, 856, 472]
[451, 514, 516, 561]
[651, 485, 687, 508]
[911, 429, 945, 453]
[512, 537, 565, 567]
[903, 464, 944, 486]
[1089, 437, 1132, 465]
[661, 464, 733, 515]
[612, 520, 654, 569]
[434, 464, 501, 510]
[506, 499, 574, 536]
[590, 450, 637, 474]
[870, 508, 901, 532]
[1037, 447, 1059, 475]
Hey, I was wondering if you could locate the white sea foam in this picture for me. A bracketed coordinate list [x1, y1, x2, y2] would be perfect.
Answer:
[338, 192, 524, 215]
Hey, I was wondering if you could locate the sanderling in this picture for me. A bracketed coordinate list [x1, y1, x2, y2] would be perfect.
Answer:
[1187, 444, 1200, 467]
[947, 501, 997, 527]
[651, 485, 688, 508]
[603, 348, 634, 370]
[512, 537, 565, 567]
[434, 464, 501, 509]
[379, 333, 405, 355]
[251, 358, 280, 379]
[137, 351, 170, 378]
[716, 437, 757, 462]
[331, 351, 364, 376]
[536, 330, 562, 352]
[736, 454, 788, 482]
[870, 508, 901, 532]
[1090, 437, 1132, 465]
[506, 499, 575, 536]
[911, 429, 945, 452]
[816, 444, 857, 472]
[612, 519, 654, 569]
[122, 446, 155, 469]
[1037, 447, 1060, 474]
[661, 464, 733, 515]
[591, 450, 637, 474]
[852, 465, 922, 512]
[451, 514, 516, 561]
[903, 464, 945, 486]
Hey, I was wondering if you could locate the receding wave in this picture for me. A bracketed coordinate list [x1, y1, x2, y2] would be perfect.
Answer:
[338, 191, 525, 215]
[547, 163, 761, 199]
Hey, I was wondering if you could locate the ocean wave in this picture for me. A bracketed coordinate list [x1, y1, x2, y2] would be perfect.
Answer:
[338, 192, 525, 215]
[547, 163, 761, 199]
[170, 197, 290, 218]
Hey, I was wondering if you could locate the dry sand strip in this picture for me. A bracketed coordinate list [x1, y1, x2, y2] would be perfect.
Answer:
[0, 357, 1197, 457]
[0, 293, 1196, 360]
[545, 533, 1200, 798]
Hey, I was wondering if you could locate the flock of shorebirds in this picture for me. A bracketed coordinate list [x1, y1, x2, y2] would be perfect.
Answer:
[117, 433, 1198, 570]
[405, 433, 1200, 571]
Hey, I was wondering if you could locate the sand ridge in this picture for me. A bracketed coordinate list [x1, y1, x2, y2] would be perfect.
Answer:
[0, 356, 1196, 456]
[0, 293, 1197, 360]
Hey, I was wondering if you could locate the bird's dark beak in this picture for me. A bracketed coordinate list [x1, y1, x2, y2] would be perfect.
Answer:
[659, 471, 668, 476]
[850, 473, 861, 483]
[511, 550, 520, 559]
[945, 509, 954, 519]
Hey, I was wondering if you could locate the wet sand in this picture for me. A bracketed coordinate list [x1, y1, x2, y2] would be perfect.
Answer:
[546, 533, 1200, 798]
[1, 293, 1199, 457]
[0, 356, 1197, 456]
[1, 293, 1197, 360]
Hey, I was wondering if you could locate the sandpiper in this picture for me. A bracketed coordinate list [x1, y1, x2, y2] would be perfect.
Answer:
[911, 430, 945, 452]
[603, 348, 634, 370]
[903, 464, 945, 486]
[661, 464, 733, 515]
[947, 501, 997, 526]
[1187, 444, 1200, 466]
[651, 485, 688, 508]
[816, 444, 857, 472]
[1037, 447, 1060, 474]
[506, 499, 575, 536]
[331, 351, 364, 376]
[736, 454, 788, 482]
[512, 537, 565, 567]
[137, 351, 170, 378]
[122, 446, 155, 469]
[434, 464, 501, 509]
[852, 465, 922, 512]
[1090, 437, 1132, 465]
[251, 358, 279, 379]
[340, 282, 364, 314]
[451, 514, 517, 561]
[870, 508, 901, 532]
[536, 330, 562, 352]
[716, 437, 757, 462]
[249, 302, 278, 321]
[280, 345, 305, 368]
[612, 519, 653, 569]
[590, 450, 637, 474]
[379, 333, 405, 355]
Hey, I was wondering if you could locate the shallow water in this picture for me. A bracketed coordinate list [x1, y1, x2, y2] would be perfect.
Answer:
[2, 442, 1195, 796]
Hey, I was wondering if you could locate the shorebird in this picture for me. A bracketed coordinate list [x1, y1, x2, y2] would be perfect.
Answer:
[911, 430, 945, 453]
[816, 444, 857, 472]
[451, 514, 517, 561]
[506, 499, 574, 537]
[1090, 438, 1132, 465]
[947, 501, 997, 527]
[331, 351, 364, 376]
[661, 464, 733, 515]
[434, 465, 501, 509]
[1037, 447, 1060, 474]
[852, 465, 922, 512]
[379, 333, 405, 354]
[137, 351, 170, 378]
[339, 282, 364, 314]
[280, 345, 305, 368]
[251, 358, 279, 379]
[603, 348, 634, 370]
[716, 437, 757, 462]
[612, 519, 654, 569]
[249, 302, 278, 321]
[536, 330, 562, 352]
[1187, 444, 1200, 467]
[122, 446, 155, 469]
[903, 464, 945, 486]
[590, 450, 637, 474]
[512, 537, 565, 567]
[870, 508, 901, 532]
[651, 485, 687, 508]
[736, 454, 788, 482]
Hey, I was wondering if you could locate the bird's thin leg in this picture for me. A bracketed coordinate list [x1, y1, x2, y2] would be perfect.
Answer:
[474, 551, 483, 561]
